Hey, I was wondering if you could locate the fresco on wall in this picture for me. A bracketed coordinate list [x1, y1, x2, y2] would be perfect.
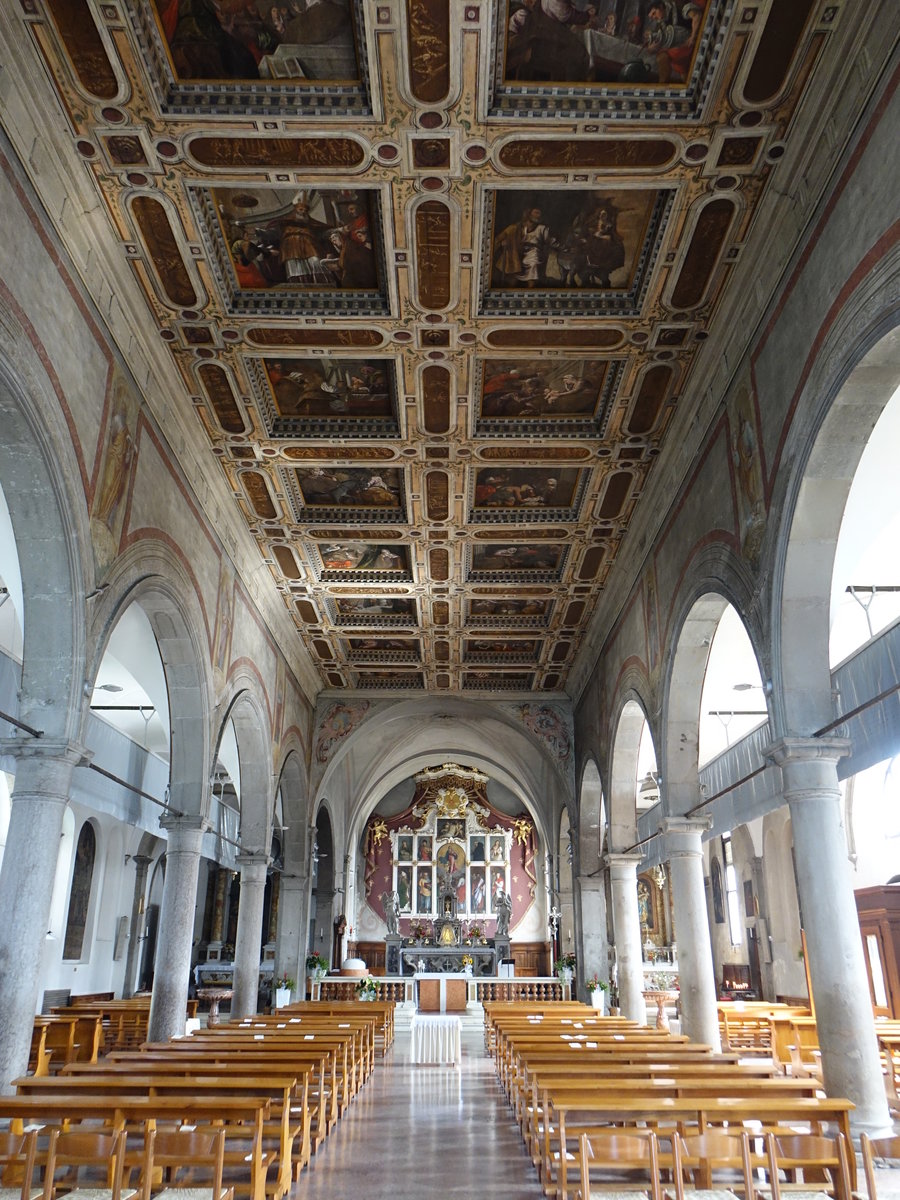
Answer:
[213, 187, 378, 292]
[730, 376, 767, 564]
[502, 1, 710, 86]
[91, 368, 139, 573]
[488, 188, 657, 292]
[151, 0, 359, 83]
[479, 358, 611, 421]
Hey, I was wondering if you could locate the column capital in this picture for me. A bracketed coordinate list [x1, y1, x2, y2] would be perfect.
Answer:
[604, 851, 644, 874]
[236, 852, 271, 866]
[661, 815, 711, 859]
[764, 736, 850, 769]
[236, 853, 271, 883]
[0, 736, 92, 766]
[159, 813, 208, 855]
[279, 872, 309, 893]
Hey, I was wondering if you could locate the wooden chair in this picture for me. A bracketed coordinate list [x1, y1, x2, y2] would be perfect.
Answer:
[762, 1132, 852, 1200]
[41, 1129, 136, 1200]
[138, 1127, 233, 1200]
[860, 1134, 900, 1200]
[576, 1130, 663, 1200]
[668, 1130, 758, 1200]
[0, 1131, 40, 1200]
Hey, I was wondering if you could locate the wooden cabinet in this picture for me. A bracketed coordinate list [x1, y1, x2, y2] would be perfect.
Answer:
[854, 885, 900, 1017]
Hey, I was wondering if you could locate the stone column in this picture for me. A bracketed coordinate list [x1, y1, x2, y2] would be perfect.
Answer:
[606, 853, 647, 1024]
[0, 738, 89, 1093]
[123, 854, 152, 998]
[749, 854, 776, 1000]
[232, 854, 270, 1018]
[662, 817, 720, 1050]
[275, 872, 309, 991]
[577, 874, 609, 993]
[148, 816, 206, 1044]
[766, 737, 890, 1133]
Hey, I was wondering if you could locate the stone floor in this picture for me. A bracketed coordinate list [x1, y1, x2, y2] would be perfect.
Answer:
[289, 1023, 545, 1199]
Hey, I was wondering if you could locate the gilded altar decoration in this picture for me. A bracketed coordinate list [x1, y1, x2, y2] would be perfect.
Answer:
[513, 816, 533, 845]
[367, 816, 388, 849]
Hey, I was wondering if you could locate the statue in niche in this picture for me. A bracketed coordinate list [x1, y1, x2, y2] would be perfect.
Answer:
[495, 889, 512, 937]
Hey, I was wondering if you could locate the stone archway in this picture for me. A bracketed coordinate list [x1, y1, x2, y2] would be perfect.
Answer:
[213, 687, 274, 1016]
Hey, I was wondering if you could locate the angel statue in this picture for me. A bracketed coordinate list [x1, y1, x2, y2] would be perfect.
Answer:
[381, 888, 400, 936]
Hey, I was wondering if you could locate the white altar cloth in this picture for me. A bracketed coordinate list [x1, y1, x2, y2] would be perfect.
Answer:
[411, 1013, 461, 1066]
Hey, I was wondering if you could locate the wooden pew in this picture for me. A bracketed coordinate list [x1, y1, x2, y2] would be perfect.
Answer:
[0, 1094, 270, 1200]
[14, 1073, 293, 1200]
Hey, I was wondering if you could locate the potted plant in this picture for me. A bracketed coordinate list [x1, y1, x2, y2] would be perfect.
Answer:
[554, 952, 577, 988]
[585, 974, 609, 1012]
[274, 973, 295, 1008]
[306, 952, 328, 983]
[355, 975, 380, 1001]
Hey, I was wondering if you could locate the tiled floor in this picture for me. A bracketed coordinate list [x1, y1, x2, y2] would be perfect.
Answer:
[290, 1024, 545, 1198]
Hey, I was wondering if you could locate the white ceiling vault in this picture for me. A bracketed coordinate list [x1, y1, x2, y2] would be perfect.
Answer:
[0, 0, 883, 703]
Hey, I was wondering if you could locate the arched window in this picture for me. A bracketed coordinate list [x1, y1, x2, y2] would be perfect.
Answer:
[63, 822, 96, 960]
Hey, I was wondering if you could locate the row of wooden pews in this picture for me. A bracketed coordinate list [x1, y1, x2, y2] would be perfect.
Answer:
[485, 1002, 857, 1200]
[5, 999, 393, 1200]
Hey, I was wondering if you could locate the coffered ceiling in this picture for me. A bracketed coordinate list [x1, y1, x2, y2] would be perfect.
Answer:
[15, 0, 847, 696]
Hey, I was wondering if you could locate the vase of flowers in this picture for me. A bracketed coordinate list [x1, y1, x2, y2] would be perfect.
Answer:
[585, 974, 609, 1012]
[355, 975, 380, 1001]
[274, 973, 295, 1008]
[306, 953, 328, 983]
[461, 953, 474, 977]
[554, 952, 576, 988]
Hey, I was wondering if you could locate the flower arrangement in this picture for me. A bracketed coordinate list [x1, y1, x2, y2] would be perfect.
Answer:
[411, 921, 430, 941]
[468, 922, 483, 939]
[355, 975, 380, 999]
[585, 974, 609, 992]
[306, 953, 328, 973]
[554, 952, 577, 973]
[461, 954, 474, 969]
[276, 973, 295, 991]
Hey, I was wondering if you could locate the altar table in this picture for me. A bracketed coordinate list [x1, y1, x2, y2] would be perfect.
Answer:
[411, 1013, 461, 1066]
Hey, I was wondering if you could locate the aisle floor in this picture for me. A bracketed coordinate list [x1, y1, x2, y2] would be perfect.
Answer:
[289, 1024, 545, 1199]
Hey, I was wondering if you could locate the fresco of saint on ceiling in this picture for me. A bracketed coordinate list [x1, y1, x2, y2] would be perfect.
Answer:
[256, 357, 397, 437]
[468, 598, 551, 624]
[346, 637, 421, 659]
[471, 467, 585, 523]
[481, 187, 670, 316]
[331, 596, 418, 625]
[502, 1, 710, 87]
[196, 186, 386, 314]
[465, 639, 539, 661]
[288, 467, 404, 521]
[315, 542, 411, 580]
[469, 542, 566, 580]
[151, 0, 359, 83]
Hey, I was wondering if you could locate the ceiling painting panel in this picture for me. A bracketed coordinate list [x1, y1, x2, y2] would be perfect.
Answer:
[15, 0, 852, 694]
